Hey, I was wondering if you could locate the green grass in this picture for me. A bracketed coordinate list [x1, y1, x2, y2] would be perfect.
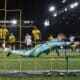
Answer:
[0, 51, 80, 71]
[0, 51, 80, 80]
[0, 77, 80, 80]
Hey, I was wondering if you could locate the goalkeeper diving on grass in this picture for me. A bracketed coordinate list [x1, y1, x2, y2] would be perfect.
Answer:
[2, 33, 72, 57]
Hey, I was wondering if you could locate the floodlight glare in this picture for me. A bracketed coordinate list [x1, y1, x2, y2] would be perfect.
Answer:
[70, 2, 79, 9]
[70, 4, 74, 8]
[64, 8, 68, 11]
[53, 13, 57, 17]
[12, 20, 17, 25]
[62, 0, 66, 3]
[24, 20, 30, 24]
[74, 2, 79, 7]
[44, 20, 50, 27]
[49, 6, 56, 12]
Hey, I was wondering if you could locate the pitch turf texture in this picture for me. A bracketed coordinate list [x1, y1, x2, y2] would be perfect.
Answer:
[0, 77, 80, 80]
[0, 51, 80, 80]
[0, 51, 80, 71]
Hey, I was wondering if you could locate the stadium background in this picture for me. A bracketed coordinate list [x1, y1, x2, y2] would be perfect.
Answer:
[0, 0, 80, 80]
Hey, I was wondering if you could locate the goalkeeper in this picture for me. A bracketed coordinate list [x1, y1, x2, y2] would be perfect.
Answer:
[7, 33, 72, 57]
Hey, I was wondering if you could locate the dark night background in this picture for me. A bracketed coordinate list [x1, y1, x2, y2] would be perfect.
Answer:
[0, 0, 80, 40]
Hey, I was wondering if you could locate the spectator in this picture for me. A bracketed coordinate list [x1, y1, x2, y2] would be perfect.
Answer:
[69, 35, 75, 42]
[69, 35, 76, 51]
[25, 33, 32, 49]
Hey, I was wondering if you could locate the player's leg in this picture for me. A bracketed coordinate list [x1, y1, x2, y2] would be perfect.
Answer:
[7, 51, 11, 57]
[7, 50, 23, 57]
[7, 50, 31, 57]
[7, 41, 72, 57]
[56, 49, 60, 56]
[9, 43, 12, 50]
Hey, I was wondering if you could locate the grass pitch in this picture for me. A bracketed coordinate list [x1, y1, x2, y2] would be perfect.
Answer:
[0, 51, 80, 80]
[0, 51, 80, 71]
[0, 77, 80, 80]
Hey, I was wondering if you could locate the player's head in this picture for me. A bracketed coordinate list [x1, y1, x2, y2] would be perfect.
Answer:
[34, 27, 37, 30]
[26, 33, 29, 36]
[10, 33, 13, 36]
[57, 33, 66, 41]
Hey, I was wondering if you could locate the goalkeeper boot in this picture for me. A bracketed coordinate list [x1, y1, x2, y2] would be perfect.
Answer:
[7, 52, 12, 57]
[56, 49, 60, 56]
